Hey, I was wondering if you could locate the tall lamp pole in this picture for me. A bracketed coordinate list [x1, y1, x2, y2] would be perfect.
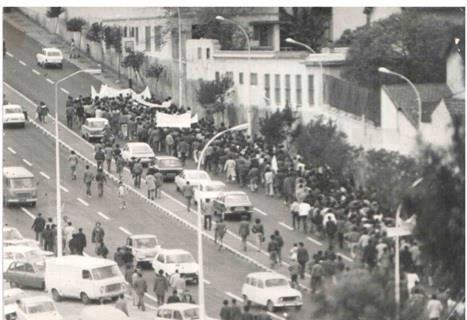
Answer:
[216, 16, 252, 137]
[177, 8, 183, 108]
[54, 67, 101, 257]
[196, 123, 249, 320]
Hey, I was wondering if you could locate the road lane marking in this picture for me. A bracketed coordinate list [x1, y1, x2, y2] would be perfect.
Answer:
[18, 60, 27, 66]
[77, 197, 89, 206]
[22, 158, 33, 166]
[203, 279, 211, 285]
[225, 291, 243, 301]
[46, 78, 55, 84]
[60, 87, 70, 95]
[6, 52, 14, 58]
[338, 253, 354, 262]
[97, 211, 110, 220]
[32, 69, 41, 75]
[20, 207, 35, 219]
[254, 208, 268, 216]
[39, 171, 50, 179]
[119, 226, 132, 235]
[279, 221, 293, 231]
[307, 236, 323, 246]
[268, 312, 286, 320]
[7, 147, 16, 154]
[60, 185, 69, 193]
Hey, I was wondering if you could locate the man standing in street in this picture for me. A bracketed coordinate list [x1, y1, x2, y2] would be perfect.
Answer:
[63, 221, 75, 255]
[273, 230, 284, 264]
[83, 165, 94, 198]
[134, 272, 148, 311]
[104, 144, 113, 172]
[154, 170, 164, 199]
[214, 218, 227, 250]
[219, 300, 231, 320]
[91, 222, 105, 250]
[267, 234, 279, 268]
[203, 199, 214, 230]
[68, 150, 78, 180]
[297, 242, 310, 279]
[75, 228, 87, 255]
[146, 172, 156, 200]
[238, 217, 250, 251]
[132, 159, 143, 188]
[230, 299, 242, 320]
[66, 102, 74, 129]
[251, 218, 265, 252]
[153, 269, 169, 306]
[95, 168, 107, 197]
[94, 147, 105, 170]
[183, 181, 194, 212]
[31, 212, 46, 246]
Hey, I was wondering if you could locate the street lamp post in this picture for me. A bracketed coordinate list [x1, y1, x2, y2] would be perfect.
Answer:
[196, 123, 249, 320]
[54, 68, 101, 257]
[216, 16, 252, 137]
[177, 8, 183, 108]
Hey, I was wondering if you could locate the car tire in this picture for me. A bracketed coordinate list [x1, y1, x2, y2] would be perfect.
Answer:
[242, 294, 250, 305]
[81, 292, 91, 304]
[41, 281, 45, 290]
[267, 300, 275, 312]
[58, 63, 63, 69]
[176, 185, 180, 192]
[51, 289, 62, 302]
[31, 201, 36, 207]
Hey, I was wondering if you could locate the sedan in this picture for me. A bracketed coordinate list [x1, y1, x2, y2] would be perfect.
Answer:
[3, 226, 39, 248]
[3, 245, 52, 271]
[148, 156, 183, 181]
[174, 170, 211, 192]
[4, 260, 45, 290]
[121, 142, 155, 166]
[152, 249, 199, 284]
[193, 180, 226, 205]
[213, 191, 254, 220]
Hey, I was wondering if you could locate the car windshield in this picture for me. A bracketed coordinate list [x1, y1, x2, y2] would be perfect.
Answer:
[91, 265, 120, 280]
[186, 171, 210, 180]
[265, 278, 289, 287]
[26, 301, 56, 313]
[205, 184, 225, 192]
[135, 237, 158, 248]
[4, 228, 23, 240]
[11, 178, 34, 188]
[88, 120, 107, 128]
[131, 145, 152, 154]
[160, 159, 182, 167]
[226, 195, 250, 205]
[47, 51, 61, 57]
[167, 253, 194, 264]
[5, 107, 22, 114]
[184, 307, 200, 320]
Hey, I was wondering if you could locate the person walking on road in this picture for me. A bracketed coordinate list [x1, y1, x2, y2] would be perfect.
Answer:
[96, 240, 109, 259]
[114, 294, 129, 317]
[91, 222, 105, 250]
[154, 170, 164, 199]
[203, 198, 214, 230]
[309, 259, 325, 294]
[63, 221, 75, 255]
[288, 258, 300, 288]
[214, 218, 227, 250]
[134, 272, 148, 311]
[230, 299, 242, 320]
[297, 242, 310, 279]
[95, 168, 107, 197]
[43, 225, 53, 251]
[427, 294, 444, 320]
[94, 148, 105, 170]
[219, 300, 231, 320]
[104, 144, 113, 172]
[68, 150, 78, 180]
[183, 181, 194, 212]
[116, 155, 124, 179]
[83, 165, 95, 198]
[118, 181, 127, 209]
[146, 173, 156, 200]
[131, 268, 140, 306]
[65, 103, 74, 129]
[273, 230, 284, 264]
[241, 305, 255, 320]
[252, 218, 265, 252]
[238, 217, 250, 251]
[31, 212, 46, 246]
[132, 159, 143, 188]
[75, 228, 87, 255]
[267, 235, 279, 268]
[153, 269, 169, 306]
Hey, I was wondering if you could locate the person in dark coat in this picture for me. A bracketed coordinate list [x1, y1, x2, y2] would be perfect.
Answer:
[219, 300, 231, 320]
[31, 212, 46, 246]
[241, 305, 255, 320]
[238, 217, 250, 252]
[267, 235, 279, 268]
[75, 228, 87, 255]
[42, 225, 53, 251]
[167, 290, 181, 304]
[297, 242, 310, 279]
[96, 241, 109, 259]
[230, 299, 242, 320]
[153, 270, 169, 306]
[91, 222, 105, 248]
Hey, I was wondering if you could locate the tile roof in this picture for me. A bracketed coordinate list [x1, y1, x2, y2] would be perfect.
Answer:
[382, 83, 452, 128]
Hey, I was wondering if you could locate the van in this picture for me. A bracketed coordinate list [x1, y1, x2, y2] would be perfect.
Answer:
[3, 167, 38, 207]
[45, 255, 126, 304]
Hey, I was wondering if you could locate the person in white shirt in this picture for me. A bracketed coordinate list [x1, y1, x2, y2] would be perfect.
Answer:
[298, 201, 311, 232]
[63, 221, 75, 254]
[290, 201, 300, 230]
[427, 294, 444, 320]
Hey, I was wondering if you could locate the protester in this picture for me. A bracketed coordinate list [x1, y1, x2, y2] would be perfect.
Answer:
[31, 212, 46, 245]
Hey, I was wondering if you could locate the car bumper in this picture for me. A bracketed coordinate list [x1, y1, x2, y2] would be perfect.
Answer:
[6, 198, 37, 203]
[276, 301, 303, 308]
[4, 119, 25, 124]
[180, 273, 198, 282]
[161, 170, 182, 179]
[222, 211, 253, 218]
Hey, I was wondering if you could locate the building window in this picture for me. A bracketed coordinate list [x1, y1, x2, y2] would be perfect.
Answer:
[250, 73, 258, 86]
[145, 26, 151, 51]
[225, 72, 234, 81]
[274, 74, 281, 105]
[308, 75, 314, 106]
[296, 75, 302, 107]
[215, 72, 220, 81]
[264, 74, 271, 105]
[154, 26, 162, 51]
[253, 24, 273, 47]
[285, 75, 291, 105]
[135, 27, 139, 45]
[197, 48, 202, 59]
[129, 27, 135, 37]
[206, 48, 210, 59]
[123, 26, 128, 37]
[239, 73, 244, 85]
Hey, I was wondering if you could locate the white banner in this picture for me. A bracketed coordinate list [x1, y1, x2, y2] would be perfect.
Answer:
[191, 114, 199, 124]
[91, 85, 152, 100]
[156, 112, 192, 128]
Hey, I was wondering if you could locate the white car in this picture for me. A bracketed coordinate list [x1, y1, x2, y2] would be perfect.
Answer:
[121, 142, 155, 166]
[3, 104, 26, 127]
[174, 170, 211, 192]
[194, 180, 226, 205]
[3, 226, 39, 248]
[4, 288, 26, 320]
[241, 272, 302, 312]
[154, 303, 217, 320]
[80, 118, 109, 141]
[36, 47, 63, 68]
[125, 234, 161, 265]
[152, 249, 199, 284]
[3, 245, 52, 271]
[16, 296, 63, 320]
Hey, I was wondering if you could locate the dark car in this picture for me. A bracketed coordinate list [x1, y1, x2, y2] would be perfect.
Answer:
[148, 156, 183, 181]
[213, 191, 254, 221]
[4, 260, 45, 290]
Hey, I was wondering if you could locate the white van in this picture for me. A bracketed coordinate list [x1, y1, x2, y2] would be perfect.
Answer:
[3, 166, 38, 207]
[45, 255, 126, 304]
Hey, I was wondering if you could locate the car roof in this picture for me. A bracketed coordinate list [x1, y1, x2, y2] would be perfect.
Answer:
[159, 303, 199, 311]
[44, 47, 61, 52]
[3, 104, 22, 109]
[131, 234, 157, 239]
[20, 295, 54, 304]
[126, 142, 151, 148]
[200, 180, 225, 186]
[3, 166, 35, 179]
[223, 191, 248, 196]
[47, 255, 117, 268]
[155, 156, 180, 160]
[183, 169, 209, 174]
[4, 245, 38, 253]
[158, 248, 191, 255]
[247, 272, 288, 280]
[87, 118, 108, 122]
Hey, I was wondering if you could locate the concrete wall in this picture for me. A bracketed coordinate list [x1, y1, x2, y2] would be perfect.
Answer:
[446, 47, 465, 99]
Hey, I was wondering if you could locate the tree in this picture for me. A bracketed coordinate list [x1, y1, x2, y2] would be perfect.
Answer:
[403, 116, 465, 295]
[66, 17, 86, 50]
[86, 22, 105, 71]
[279, 7, 332, 51]
[121, 50, 146, 84]
[145, 63, 165, 82]
[46, 7, 65, 35]
[197, 75, 234, 119]
[343, 10, 462, 88]
[259, 107, 294, 147]
[103, 26, 122, 77]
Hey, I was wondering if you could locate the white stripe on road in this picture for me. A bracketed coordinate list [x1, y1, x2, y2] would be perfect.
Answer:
[60, 87, 70, 95]
[119, 226, 132, 235]
[254, 208, 268, 216]
[32, 69, 41, 75]
[203, 279, 211, 285]
[7, 147, 16, 154]
[22, 158, 33, 167]
[77, 197, 89, 206]
[225, 291, 243, 301]
[97, 211, 110, 221]
[278, 222, 293, 231]
[268, 312, 287, 320]
[6, 52, 14, 58]
[307, 236, 323, 246]
[46, 78, 55, 84]
[338, 253, 354, 262]
[39, 171, 50, 179]
[20, 207, 35, 219]
[144, 293, 159, 304]
[19, 60, 27, 66]
[60, 185, 69, 193]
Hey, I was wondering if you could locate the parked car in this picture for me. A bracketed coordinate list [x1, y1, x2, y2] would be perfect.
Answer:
[36, 47, 63, 68]
[79, 305, 128, 320]
[4, 260, 45, 290]
[4, 288, 26, 320]
[174, 170, 211, 192]
[213, 191, 254, 220]
[3, 104, 26, 127]
[15, 296, 63, 320]
[241, 272, 302, 312]
[152, 249, 199, 284]
[125, 234, 161, 267]
[148, 156, 183, 181]
[193, 180, 226, 205]
[3, 166, 38, 207]
[154, 303, 218, 320]
[121, 142, 155, 166]
[80, 118, 109, 141]
[3, 226, 39, 248]
[3, 246, 52, 271]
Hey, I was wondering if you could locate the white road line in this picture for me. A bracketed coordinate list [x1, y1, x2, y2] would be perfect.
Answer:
[83, 252, 89, 257]
[6, 52, 14, 58]
[32, 69, 40, 75]
[203, 279, 211, 285]
[7, 147, 16, 154]
[22, 158, 33, 167]
[144, 293, 159, 303]
[278, 222, 293, 231]
[19, 60, 27, 66]
[46, 78, 55, 84]
[60, 185, 69, 193]
[39, 171, 50, 179]
[225, 291, 242, 301]
[119, 226, 132, 235]
[268, 312, 286, 320]
[20, 207, 35, 219]
[97, 211, 110, 220]
[77, 197, 89, 206]
[338, 253, 354, 262]
[60, 87, 70, 95]
[307, 236, 323, 246]
[254, 208, 268, 216]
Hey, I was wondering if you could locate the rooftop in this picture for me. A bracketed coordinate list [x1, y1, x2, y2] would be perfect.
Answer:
[444, 98, 465, 118]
